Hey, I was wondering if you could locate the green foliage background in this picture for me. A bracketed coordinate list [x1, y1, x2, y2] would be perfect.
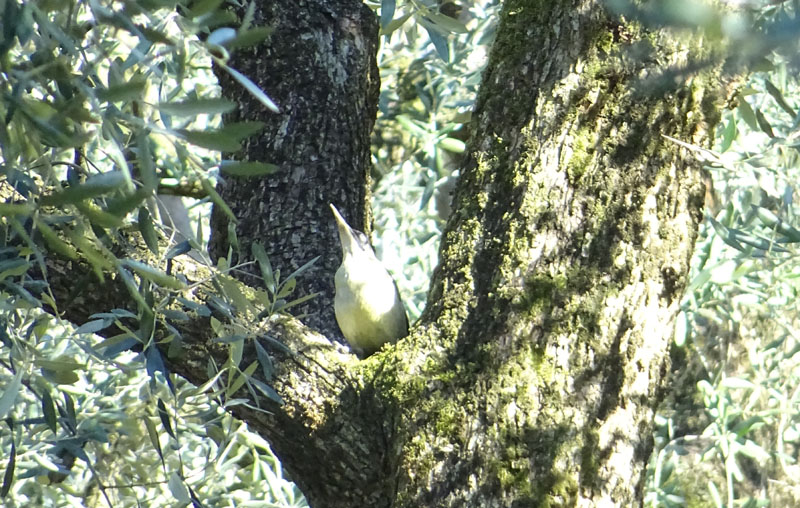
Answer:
[1, 0, 800, 506]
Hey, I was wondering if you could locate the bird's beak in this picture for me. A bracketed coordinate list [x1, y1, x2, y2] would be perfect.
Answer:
[330, 203, 347, 229]
[330, 204, 358, 253]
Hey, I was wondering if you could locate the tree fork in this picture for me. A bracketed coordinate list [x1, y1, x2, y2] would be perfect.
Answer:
[29, 1, 738, 506]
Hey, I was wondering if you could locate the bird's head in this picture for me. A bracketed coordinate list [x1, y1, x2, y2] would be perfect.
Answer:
[330, 203, 372, 261]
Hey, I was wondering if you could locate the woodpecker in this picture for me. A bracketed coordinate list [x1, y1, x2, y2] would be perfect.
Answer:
[330, 203, 408, 356]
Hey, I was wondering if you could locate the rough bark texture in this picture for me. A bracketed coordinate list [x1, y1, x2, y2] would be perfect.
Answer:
[40, 235, 382, 508]
[208, 0, 381, 340]
[30, 0, 738, 507]
[391, 2, 723, 505]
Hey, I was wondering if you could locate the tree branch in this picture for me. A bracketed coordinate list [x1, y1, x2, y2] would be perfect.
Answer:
[38, 227, 397, 506]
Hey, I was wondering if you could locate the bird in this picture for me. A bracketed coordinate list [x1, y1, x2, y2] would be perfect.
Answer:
[330, 203, 409, 356]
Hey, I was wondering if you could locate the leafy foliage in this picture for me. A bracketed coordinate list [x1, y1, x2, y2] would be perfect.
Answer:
[640, 2, 800, 506]
[0, 0, 307, 505]
[0, 0, 492, 502]
[6, 0, 800, 505]
[369, 0, 500, 320]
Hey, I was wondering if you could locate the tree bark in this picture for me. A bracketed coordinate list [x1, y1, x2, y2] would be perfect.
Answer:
[208, 0, 380, 340]
[398, 2, 722, 505]
[35, 0, 738, 507]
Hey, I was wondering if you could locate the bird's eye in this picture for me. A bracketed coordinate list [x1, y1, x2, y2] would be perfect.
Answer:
[355, 231, 369, 245]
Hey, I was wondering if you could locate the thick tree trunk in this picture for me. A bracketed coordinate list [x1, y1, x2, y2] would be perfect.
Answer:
[208, 0, 380, 339]
[37, 1, 737, 507]
[394, 2, 721, 505]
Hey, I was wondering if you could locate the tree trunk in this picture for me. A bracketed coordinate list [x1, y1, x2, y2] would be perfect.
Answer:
[395, 2, 721, 505]
[208, 0, 380, 339]
[39, 0, 736, 507]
